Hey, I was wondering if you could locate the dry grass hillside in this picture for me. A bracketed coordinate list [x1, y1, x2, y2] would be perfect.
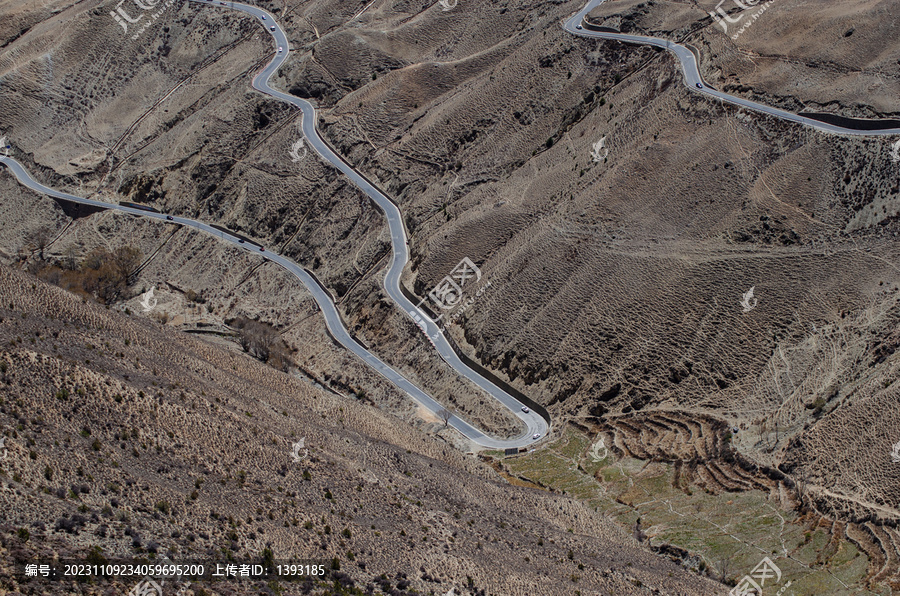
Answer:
[587, 0, 900, 118]
[0, 265, 725, 595]
[3, 0, 900, 591]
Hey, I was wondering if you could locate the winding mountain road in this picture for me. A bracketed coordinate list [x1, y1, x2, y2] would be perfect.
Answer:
[0, 0, 548, 450]
[565, 0, 900, 137]
[7, 0, 896, 450]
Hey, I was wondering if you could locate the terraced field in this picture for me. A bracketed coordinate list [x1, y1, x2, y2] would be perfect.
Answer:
[499, 423, 886, 594]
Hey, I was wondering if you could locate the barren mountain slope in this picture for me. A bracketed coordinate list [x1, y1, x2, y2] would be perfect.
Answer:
[0, 0, 541, 437]
[0, 265, 725, 595]
[2, 0, 900, 589]
[587, 0, 900, 118]
[2, 0, 899, 424]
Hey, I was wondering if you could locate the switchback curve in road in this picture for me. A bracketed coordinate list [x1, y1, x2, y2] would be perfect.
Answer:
[564, 0, 900, 137]
[0, 0, 549, 449]
[0, 155, 543, 449]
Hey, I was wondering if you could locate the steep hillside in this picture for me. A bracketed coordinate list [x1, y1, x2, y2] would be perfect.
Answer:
[0, 265, 724, 594]
[2, 0, 900, 591]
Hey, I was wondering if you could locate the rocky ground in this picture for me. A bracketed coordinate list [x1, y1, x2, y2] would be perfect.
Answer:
[2, 0, 900, 591]
[0, 265, 725, 595]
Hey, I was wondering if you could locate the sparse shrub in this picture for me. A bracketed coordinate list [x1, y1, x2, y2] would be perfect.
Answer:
[55, 515, 87, 534]
[809, 397, 826, 416]
[36, 245, 141, 304]
[231, 316, 292, 371]
[262, 547, 275, 570]
[86, 546, 107, 565]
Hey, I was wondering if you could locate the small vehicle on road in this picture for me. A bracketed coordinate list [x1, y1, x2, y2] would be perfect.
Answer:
[261, 15, 266, 19]
[166, 215, 174, 220]
[532, 433, 541, 440]
[521, 406, 529, 413]
[696, 82, 702, 89]
[260, 247, 265, 252]
[238, 239, 245, 244]
[270, 25, 276, 30]
[277, 46, 283, 53]
[575, 24, 582, 30]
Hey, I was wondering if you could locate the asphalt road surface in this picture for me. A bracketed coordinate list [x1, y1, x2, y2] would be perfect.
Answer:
[564, 0, 900, 137]
[0, 0, 549, 449]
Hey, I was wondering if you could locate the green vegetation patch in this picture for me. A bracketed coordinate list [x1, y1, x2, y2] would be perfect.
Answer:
[502, 426, 879, 595]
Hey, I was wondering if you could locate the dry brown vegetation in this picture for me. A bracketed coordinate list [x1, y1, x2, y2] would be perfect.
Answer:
[0, 265, 725, 595]
[230, 314, 294, 371]
[587, 0, 900, 118]
[2, 0, 900, 591]
[30, 244, 143, 304]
